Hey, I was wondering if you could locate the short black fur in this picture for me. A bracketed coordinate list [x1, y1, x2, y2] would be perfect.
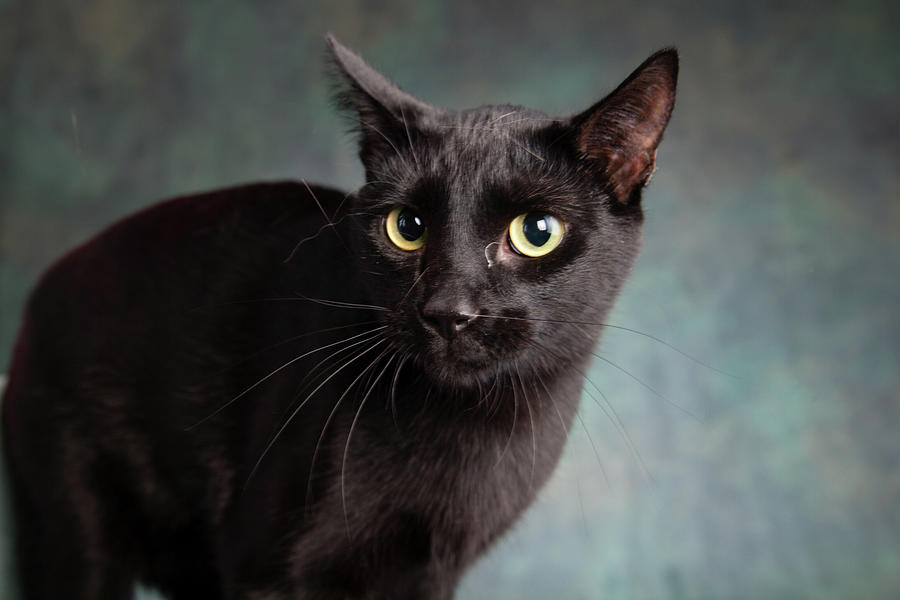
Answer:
[2, 36, 677, 599]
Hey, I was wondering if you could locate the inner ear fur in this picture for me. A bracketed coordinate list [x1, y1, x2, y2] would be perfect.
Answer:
[573, 49, 678, 204]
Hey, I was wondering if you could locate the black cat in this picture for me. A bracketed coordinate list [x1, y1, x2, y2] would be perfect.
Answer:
[2, 36, 677, 599]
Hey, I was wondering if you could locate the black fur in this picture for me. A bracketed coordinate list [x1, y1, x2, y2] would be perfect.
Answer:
[2, 36, 677, 599]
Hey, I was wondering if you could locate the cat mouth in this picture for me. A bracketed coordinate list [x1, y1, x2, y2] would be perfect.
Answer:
[420, 357, 494, 387]
[415, 334, 507, 385]
[395, 306, 533, 385]
[432, 339, 490, 366]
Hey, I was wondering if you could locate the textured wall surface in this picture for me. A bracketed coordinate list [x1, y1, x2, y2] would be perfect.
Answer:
[1, 1, 898, 598]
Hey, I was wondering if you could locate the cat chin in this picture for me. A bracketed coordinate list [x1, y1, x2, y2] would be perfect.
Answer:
[415, 353, 501, 390]
[414, 347, 531, 392]
[422, 367, 498, 391]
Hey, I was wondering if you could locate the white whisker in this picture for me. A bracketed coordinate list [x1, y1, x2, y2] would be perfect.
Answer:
[494, 373, 518, 469]
[186, 326, 387, 430]
[580, 378, 654, 489]
[514, 361, 537, 488]
[477, 311, 736, 378]
[573, 410, 610, 487]
[245, 338, 386, 487]
[295, 294, 392, 313]
[283, 329, 389, 418]
[389, 352, 412, 429]
[591, 352, 703, 423]
[395, 266, 431, 309]
[341, 351, 397, 539]
[303, 347, 392, 516]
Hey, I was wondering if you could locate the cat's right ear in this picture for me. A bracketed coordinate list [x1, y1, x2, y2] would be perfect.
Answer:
[326, 35, 435, 176]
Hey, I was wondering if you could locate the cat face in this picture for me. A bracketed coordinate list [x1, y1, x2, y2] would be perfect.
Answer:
[328, 37, 677, 388]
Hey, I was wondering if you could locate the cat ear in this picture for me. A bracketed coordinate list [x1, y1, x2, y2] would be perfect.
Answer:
[326, 34, 435, 173]
[571, 49, 678, 205]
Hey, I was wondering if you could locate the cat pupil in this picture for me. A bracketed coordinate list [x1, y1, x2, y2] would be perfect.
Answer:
[397, 209, 425, 241]
[523, 213, 553, 246]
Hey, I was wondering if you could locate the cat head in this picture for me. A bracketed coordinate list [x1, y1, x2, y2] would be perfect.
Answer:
[327, 35, 677, 389]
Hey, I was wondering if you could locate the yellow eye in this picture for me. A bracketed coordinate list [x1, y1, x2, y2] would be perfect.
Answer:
[508, 212, 564, 257]
[385, 206, 426, 251]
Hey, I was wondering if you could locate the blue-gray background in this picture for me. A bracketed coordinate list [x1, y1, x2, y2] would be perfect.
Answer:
[1, 1, 898, 598]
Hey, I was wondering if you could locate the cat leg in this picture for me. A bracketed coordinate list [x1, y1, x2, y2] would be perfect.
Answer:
[10, 493, 135, 600]
[5, 427, 136, 598]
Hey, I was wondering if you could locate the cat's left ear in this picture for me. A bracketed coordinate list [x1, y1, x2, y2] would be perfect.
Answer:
[571, 49, 678, 205]
[326, 35, 436, 175]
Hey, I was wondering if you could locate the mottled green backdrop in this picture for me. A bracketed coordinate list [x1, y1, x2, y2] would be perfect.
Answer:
[1, 1, 898, 598]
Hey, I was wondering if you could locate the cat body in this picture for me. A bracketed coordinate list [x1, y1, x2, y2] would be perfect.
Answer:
[2, 37, 677, 599]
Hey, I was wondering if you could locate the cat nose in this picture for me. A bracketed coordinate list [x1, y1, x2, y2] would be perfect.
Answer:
[421, 302, 475, 340]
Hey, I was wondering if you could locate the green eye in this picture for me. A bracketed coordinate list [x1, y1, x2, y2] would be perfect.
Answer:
[385, 206, 426, 251]
[508, 212, 564, 257]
